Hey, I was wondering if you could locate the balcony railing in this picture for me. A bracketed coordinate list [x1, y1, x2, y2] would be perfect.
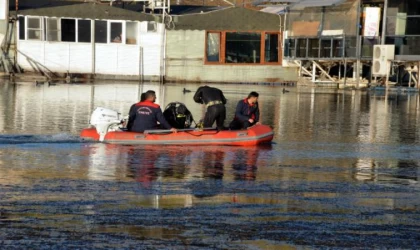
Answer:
[284, 36, 381, 60]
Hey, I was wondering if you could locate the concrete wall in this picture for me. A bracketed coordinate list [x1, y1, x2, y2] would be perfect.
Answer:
[165, 30, 298, 84]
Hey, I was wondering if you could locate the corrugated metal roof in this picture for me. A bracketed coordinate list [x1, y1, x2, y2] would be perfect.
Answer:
[14, 3, 159, 21]
[173, 7, 283, 31]
[257, 0, 346, 10]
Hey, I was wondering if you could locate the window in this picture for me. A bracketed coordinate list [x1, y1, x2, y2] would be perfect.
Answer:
[95, 20, 107, 43]
[110, 22, 123, 43]
[296, 38, 307, 58]
[18, 16, 25, 40]
[126, 22, 138, 44]
[205, 31, 281, 64]
[27, 17, 41, 40]
[332, 39, 343, 57]
[285, 39, 296, 57]
[388, 0, 420, 16]
[147, 22, 157, 32]
[265, 33, 279, 62]
[308, 38, 319, 58]
[61, 19, 76, 42]
[206, 32, 220, 62]
[46, 18, 60, 42]
[345, 37, 357, 57]
[78, 19, 91, 43]
[226, 32, 261, 63]
[320, 39, 332, 58]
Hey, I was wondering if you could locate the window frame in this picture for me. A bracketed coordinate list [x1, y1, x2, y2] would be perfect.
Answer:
[45, 17, 61, 42]
[26, 16, 42, 41]
[77, 19, 92, 43]
[125, 21, 139, 45]
[263, 32, 282, 65]
[204, 30, 282, 65]
[205, 31, 223, 64]
[94, 20, 108, 44]
[18, 16, 26, 40]
[60, 18, 77, 43]
[109, 21, 124, 44]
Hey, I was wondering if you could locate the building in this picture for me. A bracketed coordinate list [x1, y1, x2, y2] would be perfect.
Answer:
[165, 7, 297, 84]
[9, 2, 299, 84]
[274, 0, 420, 87]
[15, 3, 164, 80]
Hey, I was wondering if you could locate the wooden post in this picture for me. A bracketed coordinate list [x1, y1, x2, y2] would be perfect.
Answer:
[385, 60, 390, 88]
[299, 60, 302, 77]
[91, 20, 95, 76]
[338, 61, 341, 81]
[417, 61, 420, 89]
[343, 59, 347, 87]
[355, 0, 362, 89]
[312, 60, 316, 83]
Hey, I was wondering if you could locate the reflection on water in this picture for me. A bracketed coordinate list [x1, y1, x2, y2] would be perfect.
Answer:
[1, 80, 420, 248]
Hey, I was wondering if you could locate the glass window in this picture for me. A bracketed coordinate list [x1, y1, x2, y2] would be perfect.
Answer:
[332, 39, 343, 58]
[264, 33, 279, 63]
[110, 22, 122, 43]
[308, 38, 319, 58]
[406, 17, 420, 35]
[296, 38, 307, 58]
[95, 20, 107, 43]
[361, 37, 380, 57]
[206, 32, 220, 62]
[345, 37, 357, 57]
[388, 0, 420, 16]
[46, 18, 60, 42]
[320, 39, 332, 58]
[126, 22, 138, 44]
[225, 32, 261, 63]
[27, 17, 41, 40]
[147, 22, 157, 32]
[78, 19, 91, 43]
[386, 36, 420, 55]
[386, 14, 408, 36]
[18, 16, 25, 40]
[285, 39, 296, 57]
[61, 19, 76, 42]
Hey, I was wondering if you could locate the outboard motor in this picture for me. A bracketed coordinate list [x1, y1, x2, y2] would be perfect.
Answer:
[90, 107, 122, 141]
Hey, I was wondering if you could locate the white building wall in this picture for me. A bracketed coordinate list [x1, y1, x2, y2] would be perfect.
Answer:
[17, 18, 164, 78]
[69, 44, 93, 73]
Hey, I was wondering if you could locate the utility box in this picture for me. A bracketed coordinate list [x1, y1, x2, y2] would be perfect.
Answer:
[372, 45, 395, 76]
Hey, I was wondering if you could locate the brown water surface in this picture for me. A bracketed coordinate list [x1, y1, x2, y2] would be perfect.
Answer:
[0, 81, 420, 248]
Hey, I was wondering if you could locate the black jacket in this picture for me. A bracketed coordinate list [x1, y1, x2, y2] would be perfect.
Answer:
[193, 86, 227, 105]
[234, 98, 260, 122]
[127, 100, 172, 132]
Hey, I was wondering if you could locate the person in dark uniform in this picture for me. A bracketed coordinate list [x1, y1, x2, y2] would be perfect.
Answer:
[127, 90, 177, 133]
[229, 91, 260, 130]
[193, 86, 227, 130]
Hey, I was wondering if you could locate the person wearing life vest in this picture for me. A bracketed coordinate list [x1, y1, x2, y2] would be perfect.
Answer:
[127, 90, 177, 133]
[193, 85, 227, 130]
[229, 91, 260, 130]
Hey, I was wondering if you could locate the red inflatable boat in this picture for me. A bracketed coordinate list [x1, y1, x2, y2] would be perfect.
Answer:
[81, 124, 273, 146]
[80, 107, 274, 146]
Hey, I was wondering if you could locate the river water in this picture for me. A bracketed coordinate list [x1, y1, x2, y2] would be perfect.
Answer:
[1, 81, 420, 249]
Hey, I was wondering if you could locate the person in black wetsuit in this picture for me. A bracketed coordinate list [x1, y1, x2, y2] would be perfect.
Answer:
[126, 90, 177, 133]
[229, 91, 260, 130]
[193, 86, 227, 130]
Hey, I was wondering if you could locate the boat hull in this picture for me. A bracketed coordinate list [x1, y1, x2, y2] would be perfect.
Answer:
[80, 124, 274, 146]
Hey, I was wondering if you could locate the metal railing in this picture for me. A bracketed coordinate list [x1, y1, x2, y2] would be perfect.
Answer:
[284, 36, 381, 60]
